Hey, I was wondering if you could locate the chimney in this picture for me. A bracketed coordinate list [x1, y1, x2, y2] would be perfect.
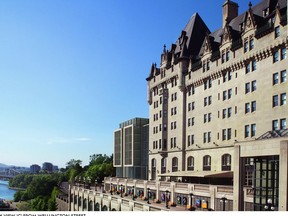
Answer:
[222, 0, 239, 27]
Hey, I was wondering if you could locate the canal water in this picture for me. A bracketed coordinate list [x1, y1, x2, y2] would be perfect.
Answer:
[0, 180, 16, 200]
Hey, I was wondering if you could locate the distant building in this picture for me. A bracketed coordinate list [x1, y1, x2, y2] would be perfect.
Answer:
[114, 118, 149, 180]
[53, 165, 59, 172]
[42, 162, 53, 172]
[30, 164, 41, 174]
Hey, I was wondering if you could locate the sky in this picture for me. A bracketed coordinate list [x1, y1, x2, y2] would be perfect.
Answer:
[0, 0, 260, 168]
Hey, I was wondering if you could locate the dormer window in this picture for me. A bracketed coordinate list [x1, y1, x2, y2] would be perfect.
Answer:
[263, 8, 269, 17]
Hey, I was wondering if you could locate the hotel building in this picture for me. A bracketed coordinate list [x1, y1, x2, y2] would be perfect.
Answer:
[146, 0, 287, 210]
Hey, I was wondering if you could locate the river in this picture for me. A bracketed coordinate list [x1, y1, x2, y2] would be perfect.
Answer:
[0, 180, 16, 200]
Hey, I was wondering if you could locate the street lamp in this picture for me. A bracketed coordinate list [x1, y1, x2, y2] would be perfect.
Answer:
[220, 195, 228, 211]
[165, 190, 170, 209]
[147, 188, 151, 204]
[264, 199, 275, 211]
[132, 186, 135, 200]
[120, 184, 123, 198]
[189, 193, 194, 211]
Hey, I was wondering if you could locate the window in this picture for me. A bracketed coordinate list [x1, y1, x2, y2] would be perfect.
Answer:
[281, 47, 287, 60]
[203, 132, 207, 143]
[252, 80, 256, 92]
[228, 89, 232, 99]
[204, 97, 208, 106]
[251, 124, 256, 137]
[275, 26, 280, 38]
[208, 113, 211, 122]
[204, 114, 207, 123]
[223, 72, 228, 82]
[223, 91, 227, 100]
[228, 107, 232, 118]
[227, 128, 232, 140]
[273, 73, 279, 85]
[281, 93, 286, 105]
[245, 102, 250, 114]
[223, 109, 227, 119]
[172, 157, 178, 172]
[281, 70, 287, 83]
[252, 60, 257, 71]
[251, 101, 256, 112]
[280, 118, 286, 129]
[203, 155, 211, 171]
[245, 82, 250, 94]
[208, 132, 211, 143]
[222, 154, 231, 171]
[222, 129, 227, 140]
[226, 51, 230, 62]
[245, 125, 250, 138]
[246, 63, 251, 73]
[222, 52, 225, 64]
[272, 120, 279, 130]
[273, 95, 279, 107]
[244, 40, 249, 53]
[187, 156, 194, 171]
[208, 96, 212, 105]
[249, 38, 254, 50]
[228, 71, 232, 81]
[273, 50, 279, 63]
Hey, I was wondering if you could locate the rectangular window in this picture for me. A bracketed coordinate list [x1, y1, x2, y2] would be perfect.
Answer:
[273, 95, 279, 107]
[281, 47, 287, 60]
[208, 113, 211, 122]
[227, 128, 232, 140]
[273, 120, 279, 130]
[245, 125, 250, 138]
[273, 73, 279, 85]
[203, 132, 207, 143]
[281, 93, 286, 105]
[222, 129, 227, 141]
[228, 71, 232, 81]
[204, 97, 207, 106]
[244, 41, 249, 53]
[223, 91, 227, 100]
[275, 26, 280, 38]
[191, 135, 194, 145]
[223, 109, 227, 119]
[208, 96, 212, 105]
[252, 80, 257, 92]
[251, 124, 256, 137]
[280, 118, 286, 129]
[226, 51, 230, 62]
[252, 60, 256, 71]
[249, 38, 254, 50]
[228, 107, 232, 118]
[273, 51, 279, 63]
[281, 70, 287, 83]
[223, 72, 228, 82]
[251, 101, 256, 112]
[204, 114, 207, 123]
[208, 132, 211, 143]
[246, 63, 250, 73]
[245, 82, 250, 94]
[245, 102, 250, 114]
[228, 89, 232, 99]
[222, 52, 225, 64]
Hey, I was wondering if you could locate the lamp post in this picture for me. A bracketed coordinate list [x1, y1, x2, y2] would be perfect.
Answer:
[220, 195, 228, 211]
[189, 193, 194, 211]
[132, 186, 135, 200]
[165, 190, 170, 209]
[147, 188, 151, 204]
[120, 184, 123, 198]
[264, 199, 275, 211]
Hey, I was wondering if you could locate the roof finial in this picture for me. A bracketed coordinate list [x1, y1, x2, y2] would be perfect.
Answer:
[163, 44, 166, 53]
[248, 1, 252, 9]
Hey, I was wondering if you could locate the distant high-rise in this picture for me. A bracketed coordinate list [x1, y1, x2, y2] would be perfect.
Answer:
[42, 162, 53, 173]
[30, 164, 41, 174]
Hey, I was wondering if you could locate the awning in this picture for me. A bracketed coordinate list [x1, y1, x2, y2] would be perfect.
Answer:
[158, 171, 233, 178]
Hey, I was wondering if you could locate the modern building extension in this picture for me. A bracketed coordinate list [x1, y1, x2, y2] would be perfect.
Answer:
[114, 118, 149, 180]
[146, 0, 287, 211]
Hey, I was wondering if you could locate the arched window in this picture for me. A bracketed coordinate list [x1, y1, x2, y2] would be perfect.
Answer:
[151, 158, 156, 168]
[203, 155, 211, 171]
[222, 154, 232, 171]
[187, 156, 194, 171]
[172, 157, 178, 172]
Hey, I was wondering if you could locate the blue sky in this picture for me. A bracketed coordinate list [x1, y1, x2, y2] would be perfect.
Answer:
[0, 0, 259, 168]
